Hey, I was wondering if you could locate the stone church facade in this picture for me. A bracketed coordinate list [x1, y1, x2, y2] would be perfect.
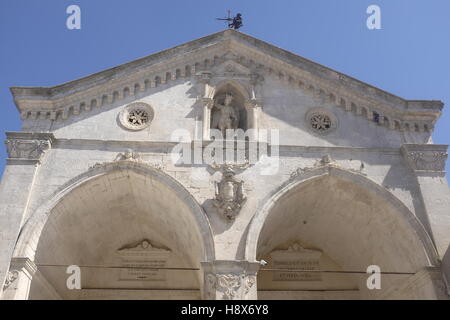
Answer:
[1, 29, 449, 299]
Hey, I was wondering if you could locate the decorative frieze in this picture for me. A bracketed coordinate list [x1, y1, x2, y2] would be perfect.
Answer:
[401, 144, 448, 173]
[4, 132, 55, 162]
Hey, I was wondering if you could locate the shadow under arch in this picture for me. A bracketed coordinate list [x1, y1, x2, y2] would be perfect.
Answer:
[244, 166, 439, 267]
[14, 160, 215, 265]
[14, 161, 215, 299]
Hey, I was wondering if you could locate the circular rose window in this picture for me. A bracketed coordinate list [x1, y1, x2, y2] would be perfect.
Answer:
[305, 108, 338, 135]
[119, 102, 154, 130]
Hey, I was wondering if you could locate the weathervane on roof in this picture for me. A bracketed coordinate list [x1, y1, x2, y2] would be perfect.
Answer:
[216, 10, 243, 30]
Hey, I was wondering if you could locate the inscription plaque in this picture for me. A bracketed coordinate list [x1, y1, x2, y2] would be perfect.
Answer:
[270, 243, 322, 281]
[116, 239, 171, 281]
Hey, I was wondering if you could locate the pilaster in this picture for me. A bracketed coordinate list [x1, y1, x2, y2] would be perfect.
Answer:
[401, 144, 450, 257]
[0, 132, 54, 292]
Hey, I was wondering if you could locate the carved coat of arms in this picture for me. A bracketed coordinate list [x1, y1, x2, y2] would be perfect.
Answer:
[213, 166, 246, 220]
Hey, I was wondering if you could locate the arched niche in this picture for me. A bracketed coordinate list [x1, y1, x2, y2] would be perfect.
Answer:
[210, 85, 248, 133]
[12, 161, 215, 300]
[201, 80, 259, 140]
[245, 167, 439, 300]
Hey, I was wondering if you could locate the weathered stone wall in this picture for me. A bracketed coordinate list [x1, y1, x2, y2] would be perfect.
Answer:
[2, 29, 449, 299]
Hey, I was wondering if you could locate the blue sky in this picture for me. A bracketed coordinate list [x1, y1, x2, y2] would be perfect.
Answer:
[0, 0, 449, 178]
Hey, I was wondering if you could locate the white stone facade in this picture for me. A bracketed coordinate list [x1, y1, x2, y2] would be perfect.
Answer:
[1, 30, 449, 300]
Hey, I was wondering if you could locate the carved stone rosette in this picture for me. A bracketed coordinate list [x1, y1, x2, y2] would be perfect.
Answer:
[5, 132, 55, 162]
[401, 144, 448, 173]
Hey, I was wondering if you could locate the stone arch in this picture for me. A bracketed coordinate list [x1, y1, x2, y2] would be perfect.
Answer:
[207, 79, 251, 101]
[15, 161, 215, 261]
[245, 166, 437, 264]
[245, 166, 439, 299]
[13, 161, 215, 299]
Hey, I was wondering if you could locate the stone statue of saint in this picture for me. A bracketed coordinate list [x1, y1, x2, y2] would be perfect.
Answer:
[211, 93, 240, 137]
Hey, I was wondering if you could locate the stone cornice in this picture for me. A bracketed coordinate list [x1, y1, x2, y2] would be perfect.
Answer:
[51, 137, 405, 157]
[9, 257, 38, 276]
[10, 29, 443, 133]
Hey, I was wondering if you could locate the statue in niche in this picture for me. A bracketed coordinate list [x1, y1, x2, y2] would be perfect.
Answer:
[211, 93, 240, 137]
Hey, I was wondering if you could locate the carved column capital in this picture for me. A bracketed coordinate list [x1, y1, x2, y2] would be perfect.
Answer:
[401, 144, 448, 173]
[9, 257, 37, 276]
[3, 258, 37, 291]
[5, 132, 55, 163]
[201, 260, 260, 300]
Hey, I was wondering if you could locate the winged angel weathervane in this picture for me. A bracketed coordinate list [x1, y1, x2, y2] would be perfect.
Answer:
[216, 10, 243, 30]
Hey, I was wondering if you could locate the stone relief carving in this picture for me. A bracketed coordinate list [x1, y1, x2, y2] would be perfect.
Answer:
[206, 273, 256, 300]
[310, 113, 332, 132]
[88, 151, 163, 171]
[5, 139, 50, 160]
[119, 102, 154, 131]
[243, 275, 256, 295]
[3, 270, 19, 290]
[290, 155, 333, 178]
[211, 164, 247, 220]
[216, 274, 242, 300]
[114, 149, 142, 162]
[205, 273, 218, 300]
[405, 151, 448, 172]
[117, 239, 170, 254]
[305, 108, 338, 135]
[290, 155, 366, 179]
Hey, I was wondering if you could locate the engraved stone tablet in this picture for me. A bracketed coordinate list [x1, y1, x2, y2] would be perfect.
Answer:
[270, 243, 322, 281]
[116, 239, 171, 281]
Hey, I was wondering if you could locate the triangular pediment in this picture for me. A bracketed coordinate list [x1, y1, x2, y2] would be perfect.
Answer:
[212, 59, 252, 76]
[10, 29, 442, 132]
